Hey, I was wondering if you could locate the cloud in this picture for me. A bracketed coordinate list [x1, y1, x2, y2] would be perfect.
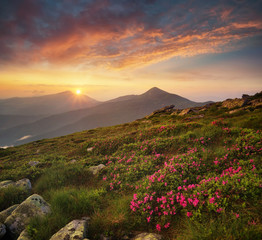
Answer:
[0, 0, 262, 69]
[16, 135, 32, 141]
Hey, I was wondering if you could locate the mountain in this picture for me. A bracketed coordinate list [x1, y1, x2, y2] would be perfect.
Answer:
[0, 91, 100, 116]
[0, 87, 211, 146]
[0, 115, 42, 131]
[0, 92, 261, 240]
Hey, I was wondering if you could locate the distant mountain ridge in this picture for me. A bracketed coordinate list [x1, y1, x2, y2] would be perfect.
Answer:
[0, 87, 211, 146]
[0, 91, 100, 116]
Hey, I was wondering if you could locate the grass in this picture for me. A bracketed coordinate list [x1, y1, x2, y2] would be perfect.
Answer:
[0, 99, 261, 239]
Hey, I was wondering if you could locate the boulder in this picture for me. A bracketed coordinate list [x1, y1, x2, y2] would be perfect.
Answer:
[87, 147, 94, 152]
[28, 161, 39, 167]
[0, 179, 31, 192]
[49, 219, 88, 240]
[15, 179, 32, 192]
[0, 204, 19, 223]
[17, 230, 31, 240]
[132, 233, 162, 240]
[0, 180, 14, 188]
[4, 194, 50, 238]
[179, 108, 197, 116]
[222, 98, 245, 109]
[0, 223, 6, 239]
[89, 164, 105, 175]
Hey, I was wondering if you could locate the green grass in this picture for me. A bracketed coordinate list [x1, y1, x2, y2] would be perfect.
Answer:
[0, 100, 261, 239]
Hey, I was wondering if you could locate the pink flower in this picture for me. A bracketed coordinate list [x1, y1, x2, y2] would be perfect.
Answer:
[156, 224, 161, 231]
[164, 223, 170, 229]
[147, 216, 151, 222]
[178, 186, 182, 190]
[187, 212, 192, 217]
[209, 197, 215, 204]
[216, 208, 223, 213]
[193, 198, 199, 207]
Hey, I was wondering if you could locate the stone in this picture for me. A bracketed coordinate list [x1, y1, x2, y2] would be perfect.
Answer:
[0, 223, 6, 239]
[87, 147, 94, 152]
[132, 233, 162, 240]
[49, 219, 88, 240]
[0, 204, 19, 223]
[0, 180, 14, 188]
[15, 179, 32, 192]
[17, 229, 31, 240]
[179, 108, 197, 116]
[28, 161, 39, 167]
[4, 194, 50, 238]
[0, 179, 31, 192]
[222, 98, 245, 109]
[88, 164, 105, 175]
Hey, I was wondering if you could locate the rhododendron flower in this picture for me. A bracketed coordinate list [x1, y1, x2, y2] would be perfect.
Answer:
[164, 223, 170, 229]
[156, 224, 161, 231]
[216, 208, 223, 213]
[187, 212, 192, 217]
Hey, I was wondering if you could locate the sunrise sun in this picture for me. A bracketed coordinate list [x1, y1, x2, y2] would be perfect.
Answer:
[76, 89, 81, 95]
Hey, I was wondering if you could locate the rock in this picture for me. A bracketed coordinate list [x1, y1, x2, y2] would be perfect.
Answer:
[0, 223, 6, 239]
[179, 108, 197, 116]
[0, 204, 19, 223]
[49, 219, 88, 240]
[0, 179, 31, 192]
[132, 233, 162, 240]
[153, 105, 175, 114]
[15, 179, 32, 192]
[222, 98, 245, 109]
[89, 164, 105, 175]
[17, 229, 31, 240]
[0, 180, 14, 188]
[87, 147, 94, 152]
[28, 161, 39, 167]
[4, 194, 50, 238]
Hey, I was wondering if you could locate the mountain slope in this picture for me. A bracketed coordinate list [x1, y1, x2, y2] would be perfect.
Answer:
[0, 91, 100, 116]
[0, 92, 261, 240]
[0, 88, 211, 146]
[0, 115, 42, 131]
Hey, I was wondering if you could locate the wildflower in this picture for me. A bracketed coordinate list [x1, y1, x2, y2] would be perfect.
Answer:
[164, 223, 170, 229]
[156, 224, 161, 231]
[187, 212, 192, 217]
[209, 197, 215, 204]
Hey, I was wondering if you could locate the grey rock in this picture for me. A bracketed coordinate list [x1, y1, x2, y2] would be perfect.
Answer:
[28, 161, 39, 167]
[0, 223, 6, 239]
[0, 204, 19, 223]
[0, 180, 14, 188]
[5, 194, 50, 238]
[0, 179, 31, 192]
[132, 233, 162, 240]
[49, 219, 88, 240]
[17, 229, 31, 240]
[179, 108, 197, 116]
[89, 164, 105, 175]
[15, 179, 32, 192]
[87, 147, 94, 152]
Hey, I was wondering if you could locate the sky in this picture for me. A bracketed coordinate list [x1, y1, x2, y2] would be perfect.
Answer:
[0, 0, 262, 102]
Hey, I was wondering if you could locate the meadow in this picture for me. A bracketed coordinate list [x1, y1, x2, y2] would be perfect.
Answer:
[0, 94, 261, 239]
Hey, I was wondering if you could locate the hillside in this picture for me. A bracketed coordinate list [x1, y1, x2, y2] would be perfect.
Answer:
[0, 87, 210, 147]
[0, 92, 261, 240]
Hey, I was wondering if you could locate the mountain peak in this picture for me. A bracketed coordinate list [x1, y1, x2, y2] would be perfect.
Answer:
[143, 87, 169, 96]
